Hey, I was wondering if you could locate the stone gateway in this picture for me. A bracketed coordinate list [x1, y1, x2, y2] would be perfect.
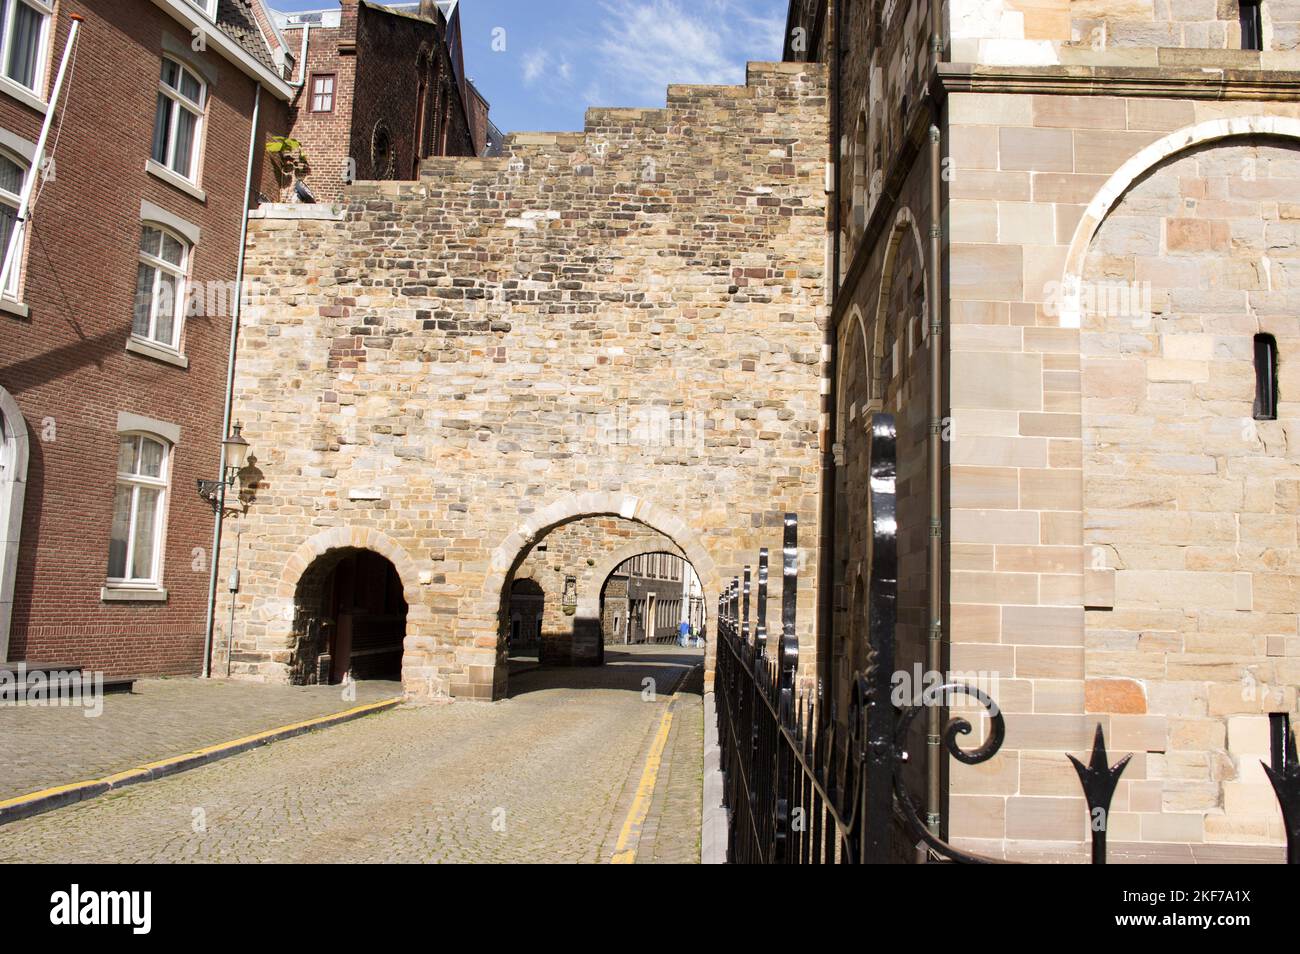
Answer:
[217, 63, 830, 700]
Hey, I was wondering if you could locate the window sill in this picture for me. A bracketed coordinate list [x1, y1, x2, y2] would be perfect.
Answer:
[145, 160, 206, 203]
[101, 585, 168, 603]
[0, 296, 29, 319]
[0, 75, 47, 115]
[126, 335, 189, 368]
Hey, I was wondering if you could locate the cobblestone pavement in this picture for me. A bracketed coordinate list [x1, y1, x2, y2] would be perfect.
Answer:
[0, 645, 704, 863]
[635, 663, 703, 864]
[0, 678, 401, 800]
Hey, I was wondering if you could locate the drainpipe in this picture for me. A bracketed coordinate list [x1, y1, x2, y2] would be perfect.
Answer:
[925, 123, 944, 839]
[202, 83, 262, 678]
[290, 23, 310, 89]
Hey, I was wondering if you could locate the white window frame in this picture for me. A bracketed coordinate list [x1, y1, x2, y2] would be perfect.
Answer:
[310, 73, 335, 112]
[0, 0, 51, 100]
[185, 0, 217, 20]
[132, 222, 190, 352]
[107, 433, 171, 589]
[0, 145, 27, 301]
[152, 56, 206, 185]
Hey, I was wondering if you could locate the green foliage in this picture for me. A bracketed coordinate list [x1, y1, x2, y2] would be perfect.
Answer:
[266, 135, 310, 185]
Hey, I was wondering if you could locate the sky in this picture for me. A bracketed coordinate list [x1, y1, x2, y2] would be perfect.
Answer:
[269, 0, 789, 134]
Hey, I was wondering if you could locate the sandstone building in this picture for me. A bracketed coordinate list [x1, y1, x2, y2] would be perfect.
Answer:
[786, 0, 1298, 861]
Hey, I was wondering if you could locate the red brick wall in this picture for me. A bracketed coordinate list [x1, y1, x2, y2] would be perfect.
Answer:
[281, 3, 476, 201]
[0, 0, 283, 676]
[281, 19, 356, 203]
[350, 3, 473, 181]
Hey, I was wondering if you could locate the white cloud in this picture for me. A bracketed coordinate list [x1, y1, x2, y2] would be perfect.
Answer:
[592, 0, 785, 106]
[521, 49, 549, 85]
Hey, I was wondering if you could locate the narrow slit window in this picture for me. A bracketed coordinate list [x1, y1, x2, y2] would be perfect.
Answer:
[1240, 1, 1264, 51]
[1254, 333, 1278, 421]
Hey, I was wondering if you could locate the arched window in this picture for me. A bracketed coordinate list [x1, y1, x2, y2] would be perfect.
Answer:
[0, 387, 29, 661]
[0, 146, 28, 300]
[108, 433, 171, 586]
[371, 121, 394, 179]
[151, 57, 206, 182]
[133, 223, 190, 351]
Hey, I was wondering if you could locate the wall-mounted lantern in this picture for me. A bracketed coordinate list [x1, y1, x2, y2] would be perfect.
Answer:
[197, 423, 250, 515]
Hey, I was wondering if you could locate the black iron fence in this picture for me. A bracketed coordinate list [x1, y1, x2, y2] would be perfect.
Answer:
[715, 413, 1300, 864]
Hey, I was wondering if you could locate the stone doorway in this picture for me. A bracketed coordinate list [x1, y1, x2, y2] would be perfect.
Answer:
[291, 548, 407, 685]
[506, 578, 544, 659]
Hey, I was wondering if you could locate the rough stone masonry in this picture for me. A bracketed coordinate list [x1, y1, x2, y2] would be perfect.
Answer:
[217, 62, 830, 700]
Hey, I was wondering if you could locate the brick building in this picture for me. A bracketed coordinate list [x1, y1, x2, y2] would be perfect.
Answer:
[787, 0, 1299, 861]
[270, 0, 480, 203]
[0, 0, 294, 677]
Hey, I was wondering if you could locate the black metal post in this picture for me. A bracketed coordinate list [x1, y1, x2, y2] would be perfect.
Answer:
[1265, 712, 1299, 865]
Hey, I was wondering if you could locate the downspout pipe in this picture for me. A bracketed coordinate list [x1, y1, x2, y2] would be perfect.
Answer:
[202, 83, 262, 678]
[925, 123, 944, 839]
[290, 23, 309, 89]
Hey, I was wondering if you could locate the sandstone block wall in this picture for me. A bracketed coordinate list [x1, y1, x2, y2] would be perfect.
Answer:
[219, 62, 829, 700]
[950, 0, 1300, 65]
[943, 92, 1299, 860]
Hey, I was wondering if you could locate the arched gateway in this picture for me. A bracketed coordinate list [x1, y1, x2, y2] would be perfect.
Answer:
[218, 62, 828, 701]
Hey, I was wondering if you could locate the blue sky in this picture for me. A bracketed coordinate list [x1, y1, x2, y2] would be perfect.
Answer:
[270, 0, 789, 133]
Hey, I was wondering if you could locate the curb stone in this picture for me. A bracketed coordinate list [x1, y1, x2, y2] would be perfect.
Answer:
[0, 696, 404, 826]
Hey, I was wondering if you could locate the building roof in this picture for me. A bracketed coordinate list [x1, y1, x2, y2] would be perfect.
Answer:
[216, 0, 284, 75]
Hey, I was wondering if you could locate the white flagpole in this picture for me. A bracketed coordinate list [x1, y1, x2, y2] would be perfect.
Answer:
[0, 13, 83, 295]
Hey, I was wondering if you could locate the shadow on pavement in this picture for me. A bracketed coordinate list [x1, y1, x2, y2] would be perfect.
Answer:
[505, 646, 705, 699]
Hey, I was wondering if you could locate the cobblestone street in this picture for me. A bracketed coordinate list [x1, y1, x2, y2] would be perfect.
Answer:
[0, 645, 704, 864]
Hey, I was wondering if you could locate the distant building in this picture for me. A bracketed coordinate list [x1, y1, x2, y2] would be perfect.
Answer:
[603, 553, 703, 645]
[271, 0, 480, 202]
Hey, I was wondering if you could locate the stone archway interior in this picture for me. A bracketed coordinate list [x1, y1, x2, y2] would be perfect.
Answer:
[291, 547, 407, 685]
[504, 516, 683, 668]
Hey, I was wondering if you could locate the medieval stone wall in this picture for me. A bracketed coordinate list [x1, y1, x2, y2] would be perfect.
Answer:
[219, 61, 829, 700]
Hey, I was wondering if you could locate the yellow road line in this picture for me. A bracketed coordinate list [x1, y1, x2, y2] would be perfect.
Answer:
[0, 696, 402, 815]
[610, 707, 675, 864]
